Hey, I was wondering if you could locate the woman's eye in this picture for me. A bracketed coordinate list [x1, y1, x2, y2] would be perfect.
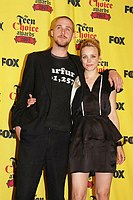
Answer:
[82, 55, 87, 59]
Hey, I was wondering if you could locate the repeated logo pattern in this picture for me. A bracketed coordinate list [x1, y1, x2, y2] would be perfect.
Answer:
[0, 0, 133, 199]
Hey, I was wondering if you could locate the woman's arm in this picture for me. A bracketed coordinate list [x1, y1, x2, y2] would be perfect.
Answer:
[108, 90, 119, 130]
[108, 90, 125, 164]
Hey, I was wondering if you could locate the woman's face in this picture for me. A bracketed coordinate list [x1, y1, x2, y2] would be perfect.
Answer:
[81, 46, 100, 72]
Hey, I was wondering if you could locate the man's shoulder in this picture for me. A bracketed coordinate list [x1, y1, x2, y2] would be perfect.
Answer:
[28, 48, 51, 58]
[68, 53, 81, 66]
[69, 53, 80, 60]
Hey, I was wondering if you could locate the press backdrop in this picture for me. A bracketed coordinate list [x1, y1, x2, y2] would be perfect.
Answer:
[0, 0, 133, 199]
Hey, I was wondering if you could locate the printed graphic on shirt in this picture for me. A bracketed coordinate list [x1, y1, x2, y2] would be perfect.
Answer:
[51, 67, 76, 86]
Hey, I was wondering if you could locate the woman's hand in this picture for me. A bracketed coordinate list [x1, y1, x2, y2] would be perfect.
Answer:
[14, 126, 21, 141]
[117, 146, 125, 164]
[27, 94, 36, 107]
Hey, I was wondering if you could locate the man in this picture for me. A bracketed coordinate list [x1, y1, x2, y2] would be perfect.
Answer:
[12, 16, 123, 200]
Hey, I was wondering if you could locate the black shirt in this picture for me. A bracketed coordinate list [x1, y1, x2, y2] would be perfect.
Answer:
[44, 54, 78, 132]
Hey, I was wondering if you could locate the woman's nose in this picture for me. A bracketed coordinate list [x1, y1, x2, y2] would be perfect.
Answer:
[87, 57, 91, 63]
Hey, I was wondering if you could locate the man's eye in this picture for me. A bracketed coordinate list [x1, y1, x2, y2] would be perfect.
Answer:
[66, 28, 71, 31]
[56, 26, 61, 29]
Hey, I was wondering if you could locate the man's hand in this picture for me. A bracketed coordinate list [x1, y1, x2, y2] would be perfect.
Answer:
[108, 70, 123, 92]
[14, 126, 21, 141]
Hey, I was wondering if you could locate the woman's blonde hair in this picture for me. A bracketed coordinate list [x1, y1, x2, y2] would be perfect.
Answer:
[80, 38, 101, 56]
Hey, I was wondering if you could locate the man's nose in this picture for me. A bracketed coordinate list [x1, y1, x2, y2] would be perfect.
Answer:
[61, 28, 65, 34]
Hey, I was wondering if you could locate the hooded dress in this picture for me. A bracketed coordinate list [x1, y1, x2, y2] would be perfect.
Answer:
[69, 75, 122, 173]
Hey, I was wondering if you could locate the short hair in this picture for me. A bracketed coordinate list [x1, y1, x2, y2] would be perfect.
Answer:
[80, 38, 101, 56]
[50, 16, 75, 32]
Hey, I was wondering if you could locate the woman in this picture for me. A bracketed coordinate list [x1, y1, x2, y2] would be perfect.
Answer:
[69, 39, 125, 200]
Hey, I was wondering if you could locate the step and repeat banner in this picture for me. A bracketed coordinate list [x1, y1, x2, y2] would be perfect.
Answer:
[0, 0, 133, 199]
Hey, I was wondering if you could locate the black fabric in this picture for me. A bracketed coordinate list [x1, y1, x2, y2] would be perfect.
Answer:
[11, 49, 84, 200]
[11, 48, 111, 199]
[14, 128, 71, 200]
[11, 48, 84, 134]
[44, 55, 78, 132]
[69, 75, 122, 173]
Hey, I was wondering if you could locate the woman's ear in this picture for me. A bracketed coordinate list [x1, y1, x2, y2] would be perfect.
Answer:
[98, 56, 102, 65]
[99, 56, 102, 61]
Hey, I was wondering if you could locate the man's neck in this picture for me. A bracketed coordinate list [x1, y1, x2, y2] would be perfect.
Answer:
[51, 46, 68, 57]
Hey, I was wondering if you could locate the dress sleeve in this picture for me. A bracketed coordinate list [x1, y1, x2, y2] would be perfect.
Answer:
[103, 74, 115, 94]
[101, 69, 123, 93]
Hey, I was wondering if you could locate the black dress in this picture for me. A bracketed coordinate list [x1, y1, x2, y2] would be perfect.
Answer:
[69, 75, 122, 173]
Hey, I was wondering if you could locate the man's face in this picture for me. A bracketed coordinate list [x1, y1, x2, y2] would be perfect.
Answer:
[51, 18, 74, 48]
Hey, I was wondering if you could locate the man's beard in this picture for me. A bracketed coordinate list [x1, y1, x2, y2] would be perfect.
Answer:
[54, 36, 70, 47]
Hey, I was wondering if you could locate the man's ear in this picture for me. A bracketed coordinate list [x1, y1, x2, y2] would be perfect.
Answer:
[50, 29, 53, 37]
[72, 32, 76, 39]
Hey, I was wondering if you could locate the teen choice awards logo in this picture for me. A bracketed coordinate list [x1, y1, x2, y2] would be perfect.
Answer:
[5, 158, 17, 188]
[32, 0, 53, 13]
[89, 0, 113, 20]
[75, 23, 97, 50]
[13, 15, 39, 45]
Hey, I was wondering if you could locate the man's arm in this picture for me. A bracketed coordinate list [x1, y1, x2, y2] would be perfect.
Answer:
[102, 69, 123, 92]
[12, 53, 36, 129]
[108, 70, 123, 92]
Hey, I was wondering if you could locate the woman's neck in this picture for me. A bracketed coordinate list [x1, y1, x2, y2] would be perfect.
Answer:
[84, 69, 99, 81]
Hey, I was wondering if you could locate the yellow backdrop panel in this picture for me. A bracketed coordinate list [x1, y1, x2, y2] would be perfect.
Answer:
[0, 0, 133, 199]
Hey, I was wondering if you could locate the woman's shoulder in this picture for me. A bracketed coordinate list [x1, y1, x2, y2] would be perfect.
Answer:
[102, 74, 115, 93]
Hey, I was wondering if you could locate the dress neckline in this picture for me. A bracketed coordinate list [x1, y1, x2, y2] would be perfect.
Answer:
[85, 74, 101, 92]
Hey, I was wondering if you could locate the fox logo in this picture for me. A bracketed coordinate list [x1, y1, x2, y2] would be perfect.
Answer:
[0, 22, 4, 30]
[68, 0, 81, 7]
